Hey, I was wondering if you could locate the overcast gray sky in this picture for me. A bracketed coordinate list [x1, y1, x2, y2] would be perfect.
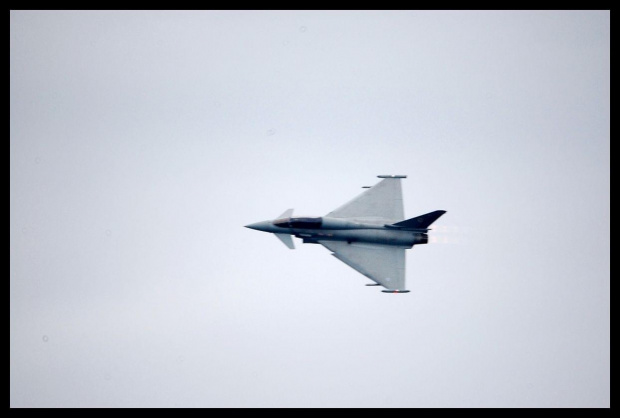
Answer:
[10, 10, 609, 407]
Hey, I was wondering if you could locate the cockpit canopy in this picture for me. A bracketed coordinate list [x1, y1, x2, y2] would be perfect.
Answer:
[273, 217, 322, 229]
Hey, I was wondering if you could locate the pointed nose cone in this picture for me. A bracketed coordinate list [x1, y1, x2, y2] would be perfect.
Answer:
[244, 221, 271, 232]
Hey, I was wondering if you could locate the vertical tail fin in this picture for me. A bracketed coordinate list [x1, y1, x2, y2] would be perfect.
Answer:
[391, 210, 446, 229]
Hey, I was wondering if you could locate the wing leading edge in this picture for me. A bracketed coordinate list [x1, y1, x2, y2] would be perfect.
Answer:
[325, 176, 405, 222]
[319, 241, 407, 291]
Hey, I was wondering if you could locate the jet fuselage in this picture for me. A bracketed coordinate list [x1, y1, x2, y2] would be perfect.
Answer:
[246, 217, 428, 247]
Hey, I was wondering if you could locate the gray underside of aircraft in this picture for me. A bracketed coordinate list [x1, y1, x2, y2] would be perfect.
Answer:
[245, 175, 446, 293]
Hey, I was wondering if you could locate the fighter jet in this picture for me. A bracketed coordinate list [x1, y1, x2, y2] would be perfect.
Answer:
[245, 175, 446, 293]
